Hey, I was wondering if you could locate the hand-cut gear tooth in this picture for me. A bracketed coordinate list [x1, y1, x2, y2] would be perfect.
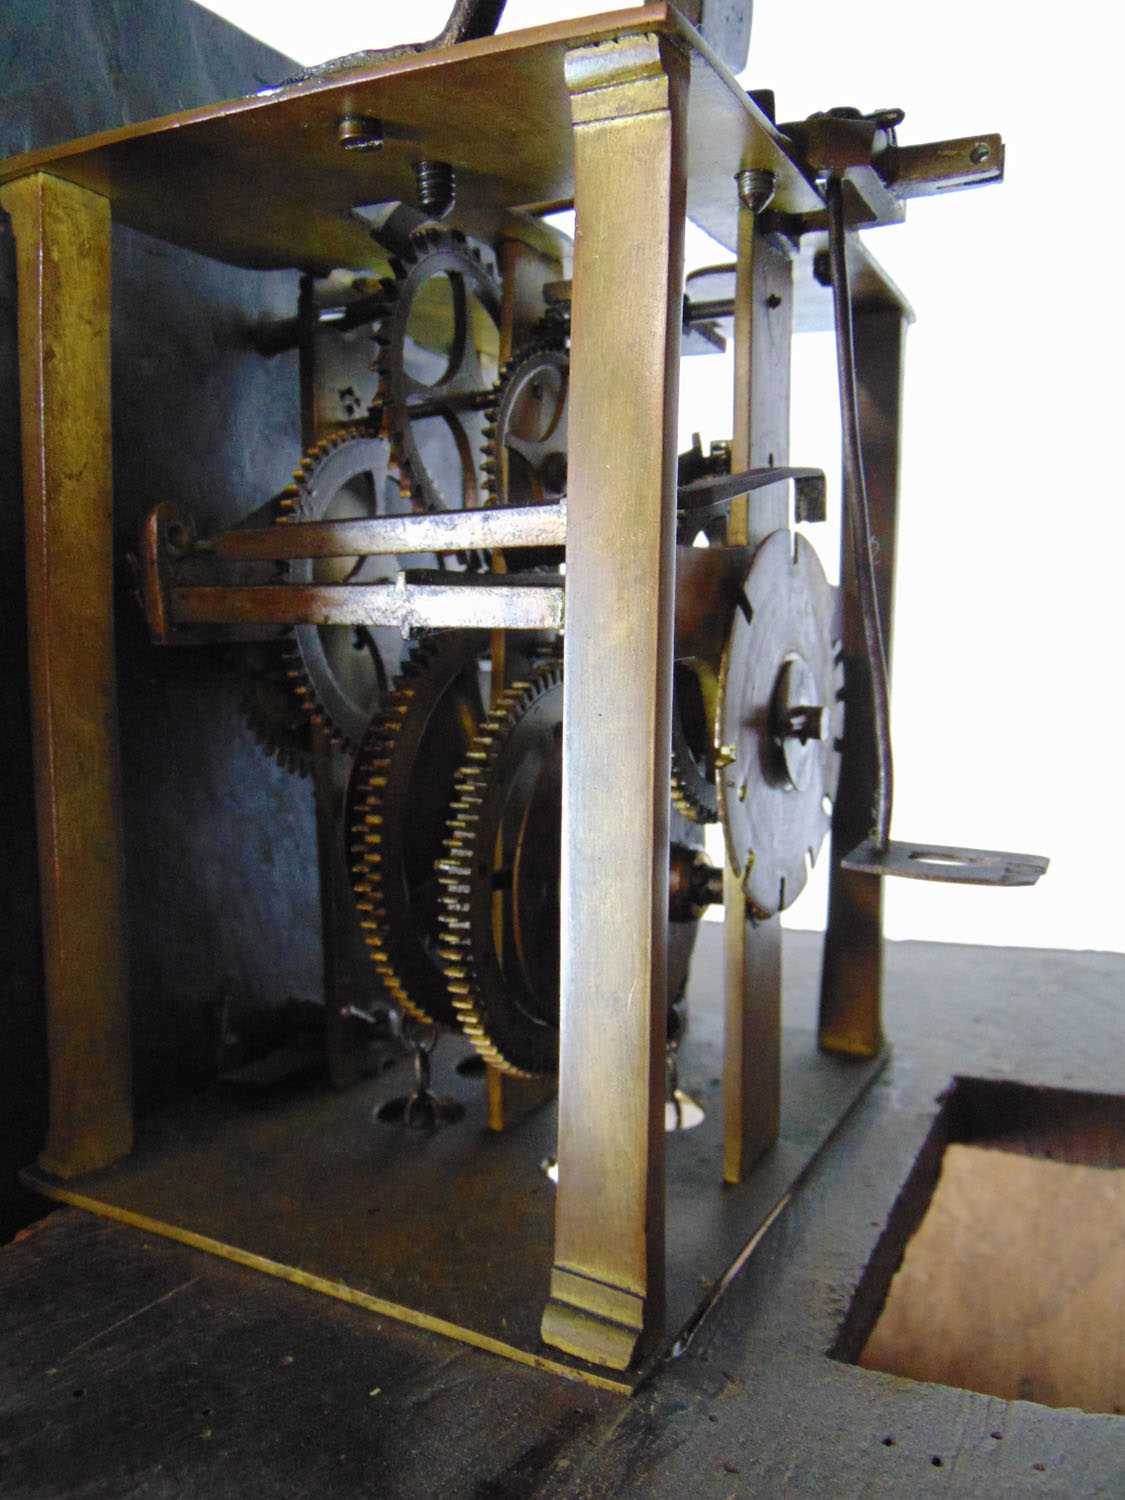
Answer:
[433, 661, 562, 1079]
[479, 343, 569, 542]
[249, 422, 386, 758]
[345, 631, 489, 1029]
[376, 227, 499, 513]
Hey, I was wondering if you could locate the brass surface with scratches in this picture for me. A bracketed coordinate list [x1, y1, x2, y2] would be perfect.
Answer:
[0, 173, 132, 1181]
[539, 31, 688, 1372]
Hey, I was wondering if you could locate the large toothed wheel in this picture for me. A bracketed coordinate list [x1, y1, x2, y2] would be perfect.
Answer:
[436, 664, 702, 1077]
[481, 341, 569, 571]
[372, 226, 501, 515]
[240, 425, 441, 763]
[347, 631, 492, 1027]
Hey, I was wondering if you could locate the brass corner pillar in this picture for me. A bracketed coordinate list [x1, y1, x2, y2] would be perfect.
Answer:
[541, 33, 688, 1372]
[0, 172, 132, 1178]
[722, 207, 793, 1184]
[819, 307, 906, 1057]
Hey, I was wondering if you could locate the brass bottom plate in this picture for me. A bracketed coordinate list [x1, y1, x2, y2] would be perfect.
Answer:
[23, 930, 884, 1393]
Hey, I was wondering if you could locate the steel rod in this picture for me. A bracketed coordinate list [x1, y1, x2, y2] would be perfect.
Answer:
[827, 174, 894, 850]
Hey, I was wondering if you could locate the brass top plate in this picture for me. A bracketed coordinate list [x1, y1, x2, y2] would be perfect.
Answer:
[0, 5, 821, 272]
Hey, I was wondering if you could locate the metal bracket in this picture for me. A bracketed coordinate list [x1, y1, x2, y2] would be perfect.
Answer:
[842, 839, 1048, 888]
[678, 465, 827, 525]
[669, 2, 755, 74]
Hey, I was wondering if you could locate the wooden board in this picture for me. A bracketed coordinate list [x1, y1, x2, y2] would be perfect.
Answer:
[861, 1142, 1124, 1413]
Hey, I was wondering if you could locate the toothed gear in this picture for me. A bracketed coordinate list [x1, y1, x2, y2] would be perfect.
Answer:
[276, 424, 438, 753]
[482, 342, 569, 508]
[436, 665, 702, 1077]
[481, 341, 568, 571]
[239, 640, 315, 777]
[373, 226, 501, 514]
[670, 662, 720, 825]
[347, 631, 492, 1027]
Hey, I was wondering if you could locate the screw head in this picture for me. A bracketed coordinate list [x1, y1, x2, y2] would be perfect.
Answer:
[969, 141, 991, 165]
[338, 115, 383, 152]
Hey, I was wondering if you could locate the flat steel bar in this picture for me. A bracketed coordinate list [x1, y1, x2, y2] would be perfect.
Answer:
[883, 133, 1004, 198]
[210, 502, 567, 562]
[170, 581, 564, 632]
[842, 839, 1048, 888]
[540, 34, 688, 1373]
[0, 173, 132, 1178]
[819, 308, 906, 1057]
[722, 214, 793, 1185]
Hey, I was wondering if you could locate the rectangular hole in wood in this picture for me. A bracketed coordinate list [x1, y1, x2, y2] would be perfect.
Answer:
[832, 1077, 1124, 1414]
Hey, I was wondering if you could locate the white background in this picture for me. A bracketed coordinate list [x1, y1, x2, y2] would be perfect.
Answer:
[200, 0, 1123, 954]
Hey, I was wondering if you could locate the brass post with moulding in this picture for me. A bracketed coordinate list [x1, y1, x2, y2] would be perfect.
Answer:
[539, 32, 688, 1373]
[0, 172, 132, 1179]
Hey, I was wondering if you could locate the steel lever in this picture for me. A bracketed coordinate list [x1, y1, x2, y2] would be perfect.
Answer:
[842, 839, 1048, 888]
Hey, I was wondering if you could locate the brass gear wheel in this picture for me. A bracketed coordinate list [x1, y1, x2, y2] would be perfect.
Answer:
[670, 661, 720, 825]
[372, 226, 501, 514]
[436, 665, 702, 1077]
[278, 426, 397, 752]
[482, 342, 569, 508]
[481, 341, 568, 571]
[436, 664, 562, 1076]
[239, 639, 316, 777]
[240, 425, 423, 762]
[347, 631, 492, 1027]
